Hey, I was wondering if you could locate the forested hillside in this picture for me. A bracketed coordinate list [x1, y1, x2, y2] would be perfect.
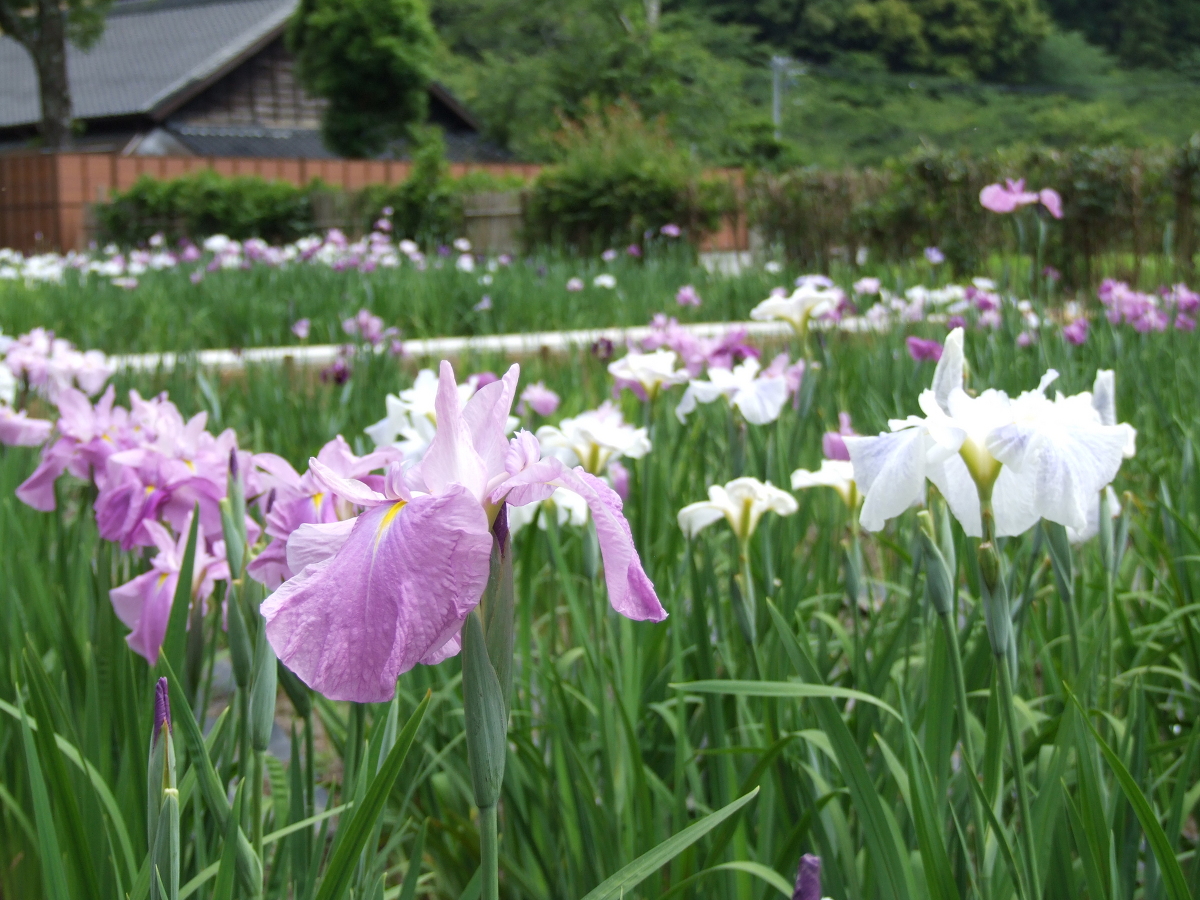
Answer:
[429, 0, 1200, 165]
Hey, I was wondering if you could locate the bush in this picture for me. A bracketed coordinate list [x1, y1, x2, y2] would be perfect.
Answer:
[96, 171, 318, 246]
[750, 141, 1193, 283]
[524, 102, 730, 253]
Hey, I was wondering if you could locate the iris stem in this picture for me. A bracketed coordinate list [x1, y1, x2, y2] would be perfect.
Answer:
[1060, 589, 1082, 681]
[996, 651, 1040, 899]
[479, 803, 499, 900]
[938, 610, 991, 900]
[251, 749, 264, 863]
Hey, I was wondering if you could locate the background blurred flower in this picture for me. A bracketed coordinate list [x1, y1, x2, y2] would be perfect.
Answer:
[906, 336, 943, 361]
[594, 273, 617, 289]
[675, 284, 701, 306]
[924, 247, 945, 265]
[566, 277, 584, 292]
[291, 318, 311, 340]
[1063, 318, 1089, 345]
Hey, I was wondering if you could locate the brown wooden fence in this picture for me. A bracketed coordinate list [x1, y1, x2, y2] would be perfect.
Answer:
[0, 152, 747, 254]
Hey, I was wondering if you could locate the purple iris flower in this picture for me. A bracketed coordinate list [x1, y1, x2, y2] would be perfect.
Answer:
[518, 381, 561, 417]
[248, 436, 401, 589]
[1063, 318, 1089, 345]
[109, 516, 229, 664]
[262, 362, 666, 702]
[822, 412, 856, 461]
[906, 336, 944, 362]
[0, 406, 52, 446]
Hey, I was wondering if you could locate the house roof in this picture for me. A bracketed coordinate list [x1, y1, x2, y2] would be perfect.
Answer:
[0, 0, 298, 128]
[0, 0, 481, 134]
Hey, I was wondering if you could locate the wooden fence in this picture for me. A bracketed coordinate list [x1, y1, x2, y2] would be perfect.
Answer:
[0, 152, 748, 254]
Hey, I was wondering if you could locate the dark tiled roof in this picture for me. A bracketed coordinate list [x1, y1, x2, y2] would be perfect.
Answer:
[166, 125, 512, 162]
[168, 124, 336, 158]
[0, 0, 295, 128]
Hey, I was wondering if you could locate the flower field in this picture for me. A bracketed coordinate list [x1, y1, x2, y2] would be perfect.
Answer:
[0, 216, 1198, 900]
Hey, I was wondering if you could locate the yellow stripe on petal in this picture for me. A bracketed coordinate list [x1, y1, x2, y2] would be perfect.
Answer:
[375, 501, 408, 546]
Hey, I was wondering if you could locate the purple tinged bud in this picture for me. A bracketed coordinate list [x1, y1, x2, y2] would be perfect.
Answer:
[493, 504, 510, 556]
[153, 677, 172, 744]
[229, 448, 239, 478]
[794, 854, 821, 900]
[265, 487, 276, 516]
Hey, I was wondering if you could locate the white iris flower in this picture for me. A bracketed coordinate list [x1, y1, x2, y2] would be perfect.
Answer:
[844, 328, 1136, 541]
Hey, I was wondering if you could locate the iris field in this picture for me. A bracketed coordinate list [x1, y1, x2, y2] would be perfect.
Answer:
[0, 228, 1197, 900]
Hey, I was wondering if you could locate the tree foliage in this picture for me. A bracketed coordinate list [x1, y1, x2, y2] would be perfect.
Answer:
[683, 0, 1048, 79]
[0, 0, 110, 148]
[289, 0, 438, 158]
[1043, 0, 1200, 71]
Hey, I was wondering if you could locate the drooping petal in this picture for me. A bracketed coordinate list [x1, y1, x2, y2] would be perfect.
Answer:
[846, 428, 929, 532]
[286, 518, 358, 574]
[15, 441, 71, 510]
[307, 458, 387, 507]
[110, 569, 177, 664]
[734, 377, 788, 425]
[678, 501, 726, 538]
[262, 487, 492, 702]
[492, 459, 665, 621]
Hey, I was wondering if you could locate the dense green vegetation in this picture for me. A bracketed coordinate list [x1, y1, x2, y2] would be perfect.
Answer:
[1, 304, 1197, 898]
[425, 0, 1200, 166]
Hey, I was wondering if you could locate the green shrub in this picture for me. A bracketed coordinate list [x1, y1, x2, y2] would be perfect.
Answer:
[524, 102, 730, 253]
[96, 171, 318, 246]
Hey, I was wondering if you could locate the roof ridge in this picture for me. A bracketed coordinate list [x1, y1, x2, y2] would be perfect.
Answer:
[109, 0, 285, 17]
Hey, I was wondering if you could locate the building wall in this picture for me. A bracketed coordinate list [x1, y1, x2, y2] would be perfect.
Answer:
[172, 37, 326, 130]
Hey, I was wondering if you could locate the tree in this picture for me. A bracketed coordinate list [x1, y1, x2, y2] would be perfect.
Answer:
[1044, 0, 1200, 70]
[289, 0, 438, 158]
[0, 0, 109, 149]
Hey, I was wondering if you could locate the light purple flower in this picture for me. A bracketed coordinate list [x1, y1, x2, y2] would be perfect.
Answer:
[0, 406, 52, 446]
[924, 247, 945, 265]
[907, 336, 944, 362]
[822, 412, 855, 461]
[189, 270, 204, 285]
[980, 179, 1039, 213]
[566, 277, 584, 292]
[601, 249, 618, 262]
[109, 516, 229, 664]
[518, 381, 560, 417]
[793, 854, 821, 900]
[247, 437, 401, 589]
[1043, 266, 1062, 281]
[262, 362, 665, 701]
[675, 284, 701, 307]
[292, 318, 311, 340]
[661, 223, 681, 238]
[1176, 313, 1196, 331]
[1016, 330, 1036, 348]
[627, 244, 642, 257]
[853, 277, 881, 295]
[1040, 188, 1063, 219]
[343, 309, 385, 346]
[474, 295, 493, 311]
[1063, 318, 1089, 345]
[947, 315, 967, 330]
[608, 459, 630, 501]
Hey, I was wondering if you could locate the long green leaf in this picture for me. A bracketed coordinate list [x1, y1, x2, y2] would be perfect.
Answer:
[1069, 691, 1195, 900]
[161, 506, 200, 674]
[211, 780, 245, 900]
[314, 689, 431, 900]
[578, 787, 760, 900]
[766, 601, 916, 900]
[15, 682, 71, 900]
[672, 679, 902, 720]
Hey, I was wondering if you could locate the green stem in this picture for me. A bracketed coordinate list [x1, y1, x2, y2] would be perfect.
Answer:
[938, 611, 991, 900]
[252, 750, 264, 864]
[1060, 590, 1082, 680]
[479, 803, 499, 900]
[996, 651, 1040, 899]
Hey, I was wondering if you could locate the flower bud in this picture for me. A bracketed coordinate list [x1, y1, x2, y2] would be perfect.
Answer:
[793, 853, 821, 900]
[226, 584, 253, 689]
[917, 512, 955, 616]
[978, 542, 1012, 658]
[249, 631, 278, 753]
[147, 678, 176, 857]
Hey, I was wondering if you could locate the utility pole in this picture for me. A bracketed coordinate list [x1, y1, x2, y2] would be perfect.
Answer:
[771, 56, 791, 141]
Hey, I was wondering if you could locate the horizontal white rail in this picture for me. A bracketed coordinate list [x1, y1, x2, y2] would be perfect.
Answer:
[111, 320, 801, 372]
